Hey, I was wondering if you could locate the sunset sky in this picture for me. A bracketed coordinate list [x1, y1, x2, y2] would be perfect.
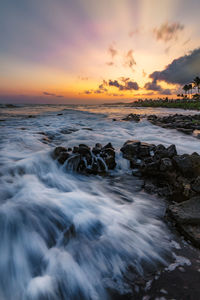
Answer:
[0, 0, 200, 104]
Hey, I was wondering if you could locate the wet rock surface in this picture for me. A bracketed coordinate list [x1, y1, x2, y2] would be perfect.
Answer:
[121, 140, 200, 247]
[168, 196, 200, 247]
[53, 143, 116, 175]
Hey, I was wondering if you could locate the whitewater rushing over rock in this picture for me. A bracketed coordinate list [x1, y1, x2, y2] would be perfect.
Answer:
[0, 104, 200, 300]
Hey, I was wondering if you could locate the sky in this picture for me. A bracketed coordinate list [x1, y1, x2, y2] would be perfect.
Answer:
[0, 0, 200, 104]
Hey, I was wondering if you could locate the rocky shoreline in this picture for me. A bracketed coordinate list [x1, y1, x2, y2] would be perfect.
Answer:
[52, 138, 200, 249]
[122, 113, 200, 139]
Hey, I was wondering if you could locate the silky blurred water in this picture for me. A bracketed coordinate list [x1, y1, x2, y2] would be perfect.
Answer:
[0, 104, 199, 300]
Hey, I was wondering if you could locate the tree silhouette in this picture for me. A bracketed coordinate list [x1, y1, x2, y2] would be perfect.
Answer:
[193, 76, 200, 94]
[183, 84, 190, 96]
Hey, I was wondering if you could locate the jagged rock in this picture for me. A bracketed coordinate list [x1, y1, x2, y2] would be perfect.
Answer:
[167, 196, 200, 247]
[120, 140, 141, 159]
[167, 144, 177, 158]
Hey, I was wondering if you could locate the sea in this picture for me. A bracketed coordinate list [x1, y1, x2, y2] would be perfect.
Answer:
[0, 104, 200, 300]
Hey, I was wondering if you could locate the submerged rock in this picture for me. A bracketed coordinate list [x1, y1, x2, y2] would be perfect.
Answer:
[53, 142, 116, 175]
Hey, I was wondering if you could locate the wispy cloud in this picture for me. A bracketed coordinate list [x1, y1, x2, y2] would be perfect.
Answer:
[78, 76, 89, 81]
[153, 22, 184, 42]
[124, 49, 136, 71]
[129, 28, 139, 38]
[108, 44, 118, 59]
[106, 61, 114, 66]
[43, 92, 64, 98]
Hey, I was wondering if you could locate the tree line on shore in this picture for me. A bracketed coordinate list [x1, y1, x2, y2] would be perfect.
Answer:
[181, 76, 200, 96]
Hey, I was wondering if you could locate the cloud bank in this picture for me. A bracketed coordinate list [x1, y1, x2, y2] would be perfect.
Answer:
[150, 48, 200, 85]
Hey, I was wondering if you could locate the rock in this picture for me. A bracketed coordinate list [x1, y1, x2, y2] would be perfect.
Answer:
[168, 196, 200, 247]
[173, 154, 200, 178]
[154, 144, 169, 159]
[78, 145, 91, 155]
[144, 183, 158, 194]
[160, 158, 173, 172]
[73, 146, 79, 153]
[167, 144, 177, 158]
[103, 142, 114, 150]
[53, 146, 67, 158]
[191, 176, 200, 193]
[53, 143, 116, 175]
[82, 128, 93, 131]
[177, 128, 194, 134]
[60, 128, 78, 134]
[103, 148, 115, 157]
[138, 142, 151, 157]
[120, 140, 141, 159]
[132, 169, 142, 177]
[57, 113, 63, 116]
[58, 152, 70, 164]
[141, 161, 160, 175]
[92, 143, 102, 155]
[122, 113, 140, 122]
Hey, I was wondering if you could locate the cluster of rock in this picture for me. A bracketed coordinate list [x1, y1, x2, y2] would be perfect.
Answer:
[120, 140, 200, 247]
[147, 114, 200, 138]
[52, 143, 116, 175]
[121, 140, 200, 200]
[122, 113, 141, 122]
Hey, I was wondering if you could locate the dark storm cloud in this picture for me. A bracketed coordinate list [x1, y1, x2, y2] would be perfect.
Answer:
[144, 80, 171, 95]
[144, 80, 161, 91]
[153, 22, 184, 42]
[43, 92, 63, 98]
[109, 79, 139, 91]
[150, 48, 200, 85]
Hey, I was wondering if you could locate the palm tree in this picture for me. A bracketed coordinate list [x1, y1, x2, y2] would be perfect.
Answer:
[183, 84, 189, 96]
[188, 83, 192, 98]
[193, 76, 200, 94]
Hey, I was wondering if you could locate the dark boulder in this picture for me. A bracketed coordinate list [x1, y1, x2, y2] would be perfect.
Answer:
[191, 176, 200, 193]
[53, 146, 67, 158]
[173, 154, 200, 178]
[167, 196, 200, 247]
[160, 158, 173, 172]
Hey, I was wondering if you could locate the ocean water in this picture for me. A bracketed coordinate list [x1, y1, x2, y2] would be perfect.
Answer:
[0, 104, 199, 300]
